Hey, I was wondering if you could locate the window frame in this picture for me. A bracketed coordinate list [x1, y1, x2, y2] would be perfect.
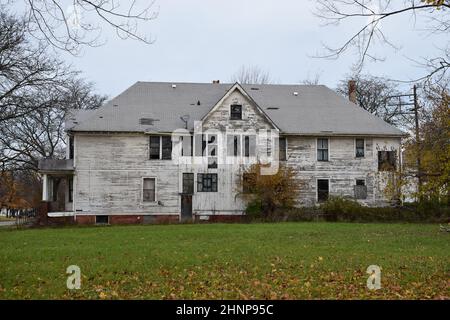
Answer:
[142, 177, 157, 203]
[149, 136, 172, 160]
[197, 173, 218, 192]
[181, 135, 193, 157]
[182, 173, 195, 195]
[230, 104, 242, 120]
[68, 177, 73, 203]
[355, 138, 365, 158]
[317, 178, 330, 203]
[317, 138, 329, 162]
[354, 178, 367, 199]
[279, 137, 287, 161]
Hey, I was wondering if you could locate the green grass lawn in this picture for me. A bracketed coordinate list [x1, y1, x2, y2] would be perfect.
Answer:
[0, 222, 448, 299]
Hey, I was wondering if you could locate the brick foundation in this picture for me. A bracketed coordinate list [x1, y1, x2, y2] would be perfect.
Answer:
[74, 214, 179, 225]
[75, 215, 96, 225]
[110, 215, 143, 225]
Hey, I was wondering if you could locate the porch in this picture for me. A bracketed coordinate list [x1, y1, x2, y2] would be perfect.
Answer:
[38, 159, 75, 216]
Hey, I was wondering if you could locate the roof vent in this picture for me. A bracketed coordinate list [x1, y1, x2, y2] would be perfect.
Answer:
[139, 118, 155, 125]
[197, 100, 201, 106]
[267, 107, 279, 110]
[293, 91, 299, 96]
[212, 80, 220, 84]
[250, 87, 260, 91]
[171, 84, 177, 89]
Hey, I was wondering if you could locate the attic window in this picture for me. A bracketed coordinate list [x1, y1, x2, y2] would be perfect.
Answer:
[230, 104, 242, 120]
[140, 118, 154, 125]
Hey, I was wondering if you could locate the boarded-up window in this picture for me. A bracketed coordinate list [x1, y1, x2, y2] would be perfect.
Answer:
[378, 151, 396, 171]
[279, 137, 287, 161]
[197, 173, 217, 192]
[317, 179, 329, 202]
[143, 178, 156, 202]
[149, 136, 160, 159]
[317, 138, 329, 161]
[354, 179, 367, 199]
[230, 104, 242, 120]
[356, 139, 365, 158]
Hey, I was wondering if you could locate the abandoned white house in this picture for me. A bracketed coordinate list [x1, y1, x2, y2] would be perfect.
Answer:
[38, 82, 406, 224]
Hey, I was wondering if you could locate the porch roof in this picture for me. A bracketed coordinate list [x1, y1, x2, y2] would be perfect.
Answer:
[38, 159, 74, 174]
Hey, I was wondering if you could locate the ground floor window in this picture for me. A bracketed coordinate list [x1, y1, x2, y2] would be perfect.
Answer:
[317, 179, 329, 202]
[143, 178, 156, 202]
[354, 179, 367, 199]
[95, 215, 109, 224]
[68, 177, 73, 202]
[197, 173, 218, 192]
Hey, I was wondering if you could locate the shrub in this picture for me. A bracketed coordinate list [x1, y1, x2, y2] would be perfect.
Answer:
[319, 196, 363, 221]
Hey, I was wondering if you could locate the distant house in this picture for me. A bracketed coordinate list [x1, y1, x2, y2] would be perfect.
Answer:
[38, 81, 405, 224]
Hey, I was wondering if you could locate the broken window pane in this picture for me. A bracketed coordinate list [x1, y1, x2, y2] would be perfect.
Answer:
[356, 139, 365, 158]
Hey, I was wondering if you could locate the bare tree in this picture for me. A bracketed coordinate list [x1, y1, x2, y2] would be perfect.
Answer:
[0, 12, 73, 123]
[315, 0, 450, 81]
[2, 0, 158, 54]
[300, 72, 322, 85]
[0, 77, 106, 172]
[336, 74, 407, 126]
[230, 65, 272, 84]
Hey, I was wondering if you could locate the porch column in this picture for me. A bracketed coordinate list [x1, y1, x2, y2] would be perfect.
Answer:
[42, 174, 49, 201]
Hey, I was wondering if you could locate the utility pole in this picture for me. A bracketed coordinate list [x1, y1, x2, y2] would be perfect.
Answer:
[412, 85, 422, 197]
[386, 84, 422, 200]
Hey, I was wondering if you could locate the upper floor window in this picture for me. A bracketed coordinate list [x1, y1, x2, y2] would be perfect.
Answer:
[317, 138, 329, 161]
[378, 151, 396, 171]
[181, 135, 193, 156]
[227, 134, 241, 157]
[356, 139, 365, 158]
[230, 104, 242, 120]
[149, 136, 172, 160]
[68, 136, 74, 159]
[243, 135, 256, 158]
[279, 137, 287, 161]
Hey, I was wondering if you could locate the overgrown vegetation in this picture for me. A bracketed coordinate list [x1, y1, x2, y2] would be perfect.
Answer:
[238, 163, 301, 219]
[243, 196, 449, 223]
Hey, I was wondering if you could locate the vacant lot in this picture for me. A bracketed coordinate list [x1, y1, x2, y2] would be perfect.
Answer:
[0, 222, 448, 299]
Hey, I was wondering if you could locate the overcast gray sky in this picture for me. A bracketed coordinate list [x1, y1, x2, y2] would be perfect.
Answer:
[48, 0, 448, 97]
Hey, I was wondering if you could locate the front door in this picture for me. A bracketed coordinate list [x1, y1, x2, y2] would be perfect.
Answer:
[181, 173, 194, 221]
[181, 195, 192, 221]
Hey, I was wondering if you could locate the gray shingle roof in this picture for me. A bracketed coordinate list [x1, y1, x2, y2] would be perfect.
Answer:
[67, 82, 405, 136]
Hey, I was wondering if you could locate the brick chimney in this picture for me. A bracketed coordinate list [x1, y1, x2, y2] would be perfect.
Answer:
[348, 80, 357, 104]
[212, 80, 220, 84]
